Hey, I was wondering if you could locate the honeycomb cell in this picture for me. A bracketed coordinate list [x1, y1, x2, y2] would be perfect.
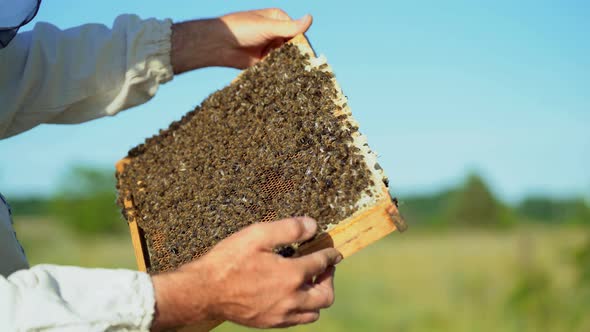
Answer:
[116, 43, 373, 272]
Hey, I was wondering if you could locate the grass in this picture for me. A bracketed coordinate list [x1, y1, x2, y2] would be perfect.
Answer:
[13, 217, 137, 269]
[13, 217, 589, 332]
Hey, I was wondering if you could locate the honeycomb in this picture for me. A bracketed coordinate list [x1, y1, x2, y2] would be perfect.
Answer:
[116, 43, 383, 272]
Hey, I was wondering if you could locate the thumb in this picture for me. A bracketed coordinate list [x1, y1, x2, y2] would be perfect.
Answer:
[246, 217, 317, 250]
[269, 14, 313, 38]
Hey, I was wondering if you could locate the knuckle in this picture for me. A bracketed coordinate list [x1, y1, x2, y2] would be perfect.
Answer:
[268, 316, 288, 329]
[277, 263, 303, 287]
[286, 219, 306, 239]
[323, 248, 339, 263]
[269, 7, 288, 18]
[314, 253, 329, 271]
[288, 267, 306, 286]
[247, 223, 266, 239]
[282, 296, 300, 312]
[277, 315, 297, 328]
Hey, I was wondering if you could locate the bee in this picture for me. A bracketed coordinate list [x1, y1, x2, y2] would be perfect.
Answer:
[119, 41, 380, 273]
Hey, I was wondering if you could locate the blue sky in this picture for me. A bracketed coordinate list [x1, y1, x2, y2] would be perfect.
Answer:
[0, 0, 588, 202]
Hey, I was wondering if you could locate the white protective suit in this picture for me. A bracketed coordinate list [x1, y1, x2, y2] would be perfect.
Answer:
[0, 14, 174, 331]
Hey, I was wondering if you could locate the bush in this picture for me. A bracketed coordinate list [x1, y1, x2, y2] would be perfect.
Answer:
[444, 173, 515, 228]
[518, 196, 590, 224]
[50, 166, 125, 235]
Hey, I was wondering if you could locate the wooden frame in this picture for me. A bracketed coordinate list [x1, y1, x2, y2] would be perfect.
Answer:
[115, 34, 406, 332]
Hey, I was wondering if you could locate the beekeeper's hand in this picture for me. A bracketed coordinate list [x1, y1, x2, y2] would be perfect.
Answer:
[150, 217, 342, 331]
[171, 8, 312, 73]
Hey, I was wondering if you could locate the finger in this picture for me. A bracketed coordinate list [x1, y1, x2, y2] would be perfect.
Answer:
[263, 14, 313, 39]
[298, 266, 336, 310]
[314, 265, 336, 289]
[244, 217, 317, 249]
[257, 8, 292, 20]
[279, 311, 320, 327]
[294, 248, 342, 280]
[296, 14, 313, 33]
[292, 310, 320, 325]
[261, 38, 287, 57]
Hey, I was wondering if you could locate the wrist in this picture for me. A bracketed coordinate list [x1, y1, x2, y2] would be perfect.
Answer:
[150, 266, 215, 331]
[171, 19, 234, 74]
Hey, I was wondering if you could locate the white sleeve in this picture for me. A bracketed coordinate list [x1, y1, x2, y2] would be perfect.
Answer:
[0, 14, 173, 139]
[0, 264, 155, 331]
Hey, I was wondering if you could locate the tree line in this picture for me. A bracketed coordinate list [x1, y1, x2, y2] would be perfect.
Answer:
[400, 173, 589, 228]
[7, 166, 590, 235]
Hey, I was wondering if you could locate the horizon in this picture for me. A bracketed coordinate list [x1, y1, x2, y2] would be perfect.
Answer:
[1, 1, 588, 203]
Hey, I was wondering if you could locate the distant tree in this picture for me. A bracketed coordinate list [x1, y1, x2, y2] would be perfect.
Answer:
[518, 196, 590, 224]
[396, 189, 455, 226]
[8, 197, 49, 217]
[569, 199, 590, 225]
[444, 173, 514, 227]
[50, 166, 125, 235]
[517, 196, 561, 222]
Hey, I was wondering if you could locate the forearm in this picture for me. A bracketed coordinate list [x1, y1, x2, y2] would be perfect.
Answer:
[170, 9, 311, 73]
[150, 261, 217, 331]
[171, 19, 232, 74]
[0, 14, 173, 139]
[0, 265, 154, 331]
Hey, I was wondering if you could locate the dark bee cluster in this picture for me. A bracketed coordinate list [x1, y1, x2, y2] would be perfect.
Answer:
[117, 43, 373, 272]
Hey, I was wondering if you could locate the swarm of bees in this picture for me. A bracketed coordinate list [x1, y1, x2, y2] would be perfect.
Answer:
[117, 44, 375, 272]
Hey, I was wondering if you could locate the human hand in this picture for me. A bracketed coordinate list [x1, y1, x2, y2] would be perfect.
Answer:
[171, 8, 312, 73]
[150, 217, 342, 331]
[217, 8, 313, 69]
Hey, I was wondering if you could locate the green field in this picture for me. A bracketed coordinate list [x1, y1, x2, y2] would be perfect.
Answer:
[13, 218, 590, 332]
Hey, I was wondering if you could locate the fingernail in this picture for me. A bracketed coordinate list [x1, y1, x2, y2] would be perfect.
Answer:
[335, 255, 343, 265]
[303, 218, 316, 232]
